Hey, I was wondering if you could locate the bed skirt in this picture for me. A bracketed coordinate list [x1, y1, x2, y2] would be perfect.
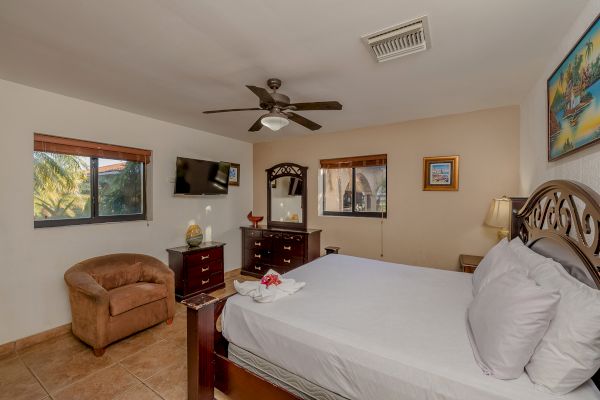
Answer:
[228, 343, 347, 400]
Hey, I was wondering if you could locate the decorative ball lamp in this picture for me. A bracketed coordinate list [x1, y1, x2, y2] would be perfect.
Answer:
[485, 196, 511, 240]
[185, 224, 204, 247]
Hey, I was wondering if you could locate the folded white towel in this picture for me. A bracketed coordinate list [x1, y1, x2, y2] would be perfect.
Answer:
[234, 269, 305, 303]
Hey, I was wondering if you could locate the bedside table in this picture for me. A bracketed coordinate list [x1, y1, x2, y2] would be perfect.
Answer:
[459, 254, 483, 273]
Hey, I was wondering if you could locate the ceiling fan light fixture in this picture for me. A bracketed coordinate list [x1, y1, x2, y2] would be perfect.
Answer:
[261, 111, 289, 131]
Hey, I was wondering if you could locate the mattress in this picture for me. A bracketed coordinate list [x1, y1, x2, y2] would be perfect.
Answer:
[222, 254, 600, 400]
[228, 342, 346, 400]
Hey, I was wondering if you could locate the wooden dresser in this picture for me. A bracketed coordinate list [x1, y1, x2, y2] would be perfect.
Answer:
[167, 242, 225, 301]
[241, 226, 321, 277]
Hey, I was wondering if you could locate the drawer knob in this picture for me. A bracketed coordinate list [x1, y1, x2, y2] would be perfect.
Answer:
[202, 279, 210, 285]
[283, 245, 291, 250]
[255, 241, 262, 246]
[254, 254, 261, 259]
[201, 267, 209, 272]
[201, 255, 210, 260]
[284, 258, 291, 264]
[254, 266, 262, 271]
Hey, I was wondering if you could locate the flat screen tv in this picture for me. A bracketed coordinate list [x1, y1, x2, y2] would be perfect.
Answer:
[174, 157, 230, 195]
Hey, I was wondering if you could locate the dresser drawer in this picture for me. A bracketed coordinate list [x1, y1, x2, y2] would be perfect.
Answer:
[272, 255, 304, 269]
[262, 231, 283, 239]
[282, 233, 305, 242]
[188, 270, 224, 292]
[245, 229, 263, 239]
[273, 241, 304, 257]
[187, 259, 221, 280]
[245, 237, 271, 250]
[243, 262, 268, 275]
[186, 247, 223, 267]
[247, 248, 271, 263]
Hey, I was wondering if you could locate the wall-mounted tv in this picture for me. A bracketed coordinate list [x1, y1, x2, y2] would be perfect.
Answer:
[174, 157, 230, 195]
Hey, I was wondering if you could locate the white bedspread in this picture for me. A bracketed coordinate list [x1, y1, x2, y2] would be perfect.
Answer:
[222, 255, 600, 400]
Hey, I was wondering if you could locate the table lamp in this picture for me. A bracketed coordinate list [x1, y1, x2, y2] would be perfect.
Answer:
[485, 196, 510, 240]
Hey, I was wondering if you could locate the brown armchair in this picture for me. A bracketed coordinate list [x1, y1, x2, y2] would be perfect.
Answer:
[64, 253, 175, 356]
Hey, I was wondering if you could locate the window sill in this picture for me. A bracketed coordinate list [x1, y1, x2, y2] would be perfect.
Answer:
[34, 214, 146, 228]
[320, 212, 387, 219]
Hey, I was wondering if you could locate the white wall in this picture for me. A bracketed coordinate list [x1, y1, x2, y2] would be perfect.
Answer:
[520, 0, 600, 194]
[0, 79, 253, 344]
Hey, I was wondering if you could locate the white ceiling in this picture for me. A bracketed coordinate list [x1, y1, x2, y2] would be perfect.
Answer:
[0, 0, 589, 143]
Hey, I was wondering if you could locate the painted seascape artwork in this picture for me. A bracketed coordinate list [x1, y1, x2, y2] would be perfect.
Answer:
[548, 16, 600, 161]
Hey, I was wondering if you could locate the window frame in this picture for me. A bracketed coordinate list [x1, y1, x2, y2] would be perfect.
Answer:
[322, 163, 387, 219]
[33, 134, 150, 228]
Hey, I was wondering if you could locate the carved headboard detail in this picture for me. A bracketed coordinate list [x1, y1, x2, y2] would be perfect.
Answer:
[514, 180, 600, 288]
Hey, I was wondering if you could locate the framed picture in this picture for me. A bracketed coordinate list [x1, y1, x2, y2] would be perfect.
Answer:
[548, 14, 600, 161]
[228, 163, 240, 186]
[423, 156, 459, 191]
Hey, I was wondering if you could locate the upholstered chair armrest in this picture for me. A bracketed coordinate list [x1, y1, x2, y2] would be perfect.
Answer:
[137, 256, 176, 319]
[65, 270, 109, 303]
[138, 256, 174, 285]
[64, 269, 110, 349]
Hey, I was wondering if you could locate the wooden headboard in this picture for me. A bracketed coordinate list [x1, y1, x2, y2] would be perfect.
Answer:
[511, 180, 600, 289]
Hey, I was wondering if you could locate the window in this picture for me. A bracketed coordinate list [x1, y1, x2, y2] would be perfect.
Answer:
[33, 133, 151, 228]
[321, 154, 387, 218]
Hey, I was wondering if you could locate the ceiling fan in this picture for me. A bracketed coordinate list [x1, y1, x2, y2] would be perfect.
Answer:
[203, 78, 342, 132]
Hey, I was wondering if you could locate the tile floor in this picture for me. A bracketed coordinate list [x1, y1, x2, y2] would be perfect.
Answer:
[0, 269, 257, 400]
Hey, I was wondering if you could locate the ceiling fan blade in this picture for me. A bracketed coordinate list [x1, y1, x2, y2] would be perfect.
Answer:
[286, 112, 322, 131]
[289, 101, 342, 111]
[203, 107, 262, 114]
[246, 85, 274, 105]
[248, 116, 264, 132]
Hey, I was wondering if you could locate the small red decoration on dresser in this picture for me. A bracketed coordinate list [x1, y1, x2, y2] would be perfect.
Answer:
[247, 211, 264, 228]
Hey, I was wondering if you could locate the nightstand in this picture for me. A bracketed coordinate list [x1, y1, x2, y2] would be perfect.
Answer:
[459, 254, 483, 273]
[324, 246, 340, 255]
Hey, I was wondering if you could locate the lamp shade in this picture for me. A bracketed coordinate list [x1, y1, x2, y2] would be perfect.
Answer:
[485, 196, 510, 229]
[261, 111, 289, 131]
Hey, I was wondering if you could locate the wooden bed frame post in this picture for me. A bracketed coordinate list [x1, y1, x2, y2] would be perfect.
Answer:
[184, 294, 220, 400]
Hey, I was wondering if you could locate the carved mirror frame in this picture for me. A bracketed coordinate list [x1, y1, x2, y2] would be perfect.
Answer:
[266, 163, 308, 231]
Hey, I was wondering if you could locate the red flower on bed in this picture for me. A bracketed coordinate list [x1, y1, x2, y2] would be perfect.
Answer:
[261, 274, 282, 288]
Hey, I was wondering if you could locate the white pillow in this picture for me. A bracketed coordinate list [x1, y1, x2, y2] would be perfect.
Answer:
[472, 239, 521, 296]
[467, 271, 560, 380]
[526, 260, 600, 394]
[508, 238, 552, 271]
[472, 238, 507, 295]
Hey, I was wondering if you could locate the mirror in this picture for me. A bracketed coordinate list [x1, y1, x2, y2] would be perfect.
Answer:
[270, 177, 303, 223]
[267, 163, 307, 230]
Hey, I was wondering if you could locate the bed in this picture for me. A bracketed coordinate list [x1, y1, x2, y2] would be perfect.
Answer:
[183, 180, 600, 400]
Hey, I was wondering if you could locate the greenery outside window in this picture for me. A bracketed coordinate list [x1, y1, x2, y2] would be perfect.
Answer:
[34, 134, 151, 228]
[321, 154, 387, 218]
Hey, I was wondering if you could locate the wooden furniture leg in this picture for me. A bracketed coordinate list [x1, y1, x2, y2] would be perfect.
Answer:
[185, 294, 219, 400]
[93, 347, 105, 357]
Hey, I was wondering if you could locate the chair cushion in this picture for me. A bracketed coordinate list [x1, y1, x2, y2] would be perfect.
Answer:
[108, 282, 167, 316]
[91, 261, 142, 291]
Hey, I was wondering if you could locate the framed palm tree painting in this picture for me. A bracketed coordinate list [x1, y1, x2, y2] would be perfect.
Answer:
[548, 14, 600, 161]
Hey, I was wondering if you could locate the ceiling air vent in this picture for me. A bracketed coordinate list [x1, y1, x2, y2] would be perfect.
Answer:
[361, 16, 430, 63]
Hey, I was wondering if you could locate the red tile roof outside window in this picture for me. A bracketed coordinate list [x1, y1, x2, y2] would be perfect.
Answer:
[98, 162, 126, 174]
